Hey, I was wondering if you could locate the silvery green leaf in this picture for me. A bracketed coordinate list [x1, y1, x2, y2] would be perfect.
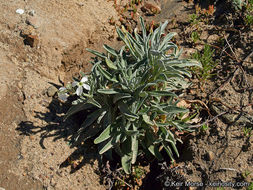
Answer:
[150, 49, 162, 56]
[97, 89, 119, 94]
[86, 98, 102, 108]
[165, 139, 179, 157]
[121, 153, 132, 174]
[86, 48, 107, 59]
[72, 99, 83, 105]
[125, 130, 139, 136]
[121, 137, 132, 174]
[140, 17, 147, 40]
[113, 93, 131, 104]
[97, 111, 107, 124]
[142, 114, 154, 125]
[103, 44, 118, 57]
[160, 20, 169, 33]
[97, 65, 118, 82]
[131, 124, 138, 164]
[105, 58, 117, 70]
[148, 91, 177, 97]
[165, 59, 202, 68]
[99, 138, 114, 154]
[164, 105, 188, 114]
[159, 32, 177, 51]
[94, 124, 112, 144]
[162, 142, 175, 162]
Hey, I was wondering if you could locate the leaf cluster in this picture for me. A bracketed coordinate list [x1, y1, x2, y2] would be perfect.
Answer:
[62, 17, 202, 174]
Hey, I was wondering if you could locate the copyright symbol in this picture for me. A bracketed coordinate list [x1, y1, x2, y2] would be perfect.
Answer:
[164, 177, 170, 187]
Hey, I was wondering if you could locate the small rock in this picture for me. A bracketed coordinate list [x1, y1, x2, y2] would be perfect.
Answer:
[17, 82, 23, 89]
[23, 34, 39, 48]
[206, 151, 215, 161]
[16, 9, 24, 15]
[47, 86, 58, 97]
[56, 170, 63, 177]
[26, 16, 40, 29]
[28, 10, 35, 16]
[50, 177, 57, 187]
[0, 187, 5, 190]
[200, 31, 208, 40]
[141, 2, 161, 15]
[207, 34, 219, 43]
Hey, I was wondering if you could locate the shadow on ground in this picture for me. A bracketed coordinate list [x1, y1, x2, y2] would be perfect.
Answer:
[16, 95, 101, 174]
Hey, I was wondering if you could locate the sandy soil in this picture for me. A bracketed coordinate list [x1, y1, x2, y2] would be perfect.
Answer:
[0, 0, 118, 189]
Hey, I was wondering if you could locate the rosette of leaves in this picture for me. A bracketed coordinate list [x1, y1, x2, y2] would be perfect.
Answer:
[62, 17, 202, 174]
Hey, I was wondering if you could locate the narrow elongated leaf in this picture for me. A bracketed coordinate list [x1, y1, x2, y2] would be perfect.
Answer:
[94, 125, 112, 144]
[131, 135, 138, 164]
[99, 138, 114, 154]
[113, 93, 131, 104]
[162, 142, 175, 161]
[86, 98, 102, 108]
[125, 130, 139, 136]
[103, 44, 118, 57]
[148, 91, 177, 97]
[121, 137, 132, 174]
[71, 124, 100, 147]
[122, 154, 132, 174]
[97, 65, 118, 82]
[97, 89, 119, 94]
[165, 59, 202, 68]
[131, 124, 138, 164]
[140, 17, 147, 40]
[164, 105, 188, 114]
[105, 58, 117, 70]
[86, 48, 107, 59]
[166, 139, 179, 157]
[142, 114, 154, 125]
[159, 32, 177, 51]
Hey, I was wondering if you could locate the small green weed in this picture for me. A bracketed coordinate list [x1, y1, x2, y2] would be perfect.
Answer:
[189, 14, 199, 25]
[200, 124, 209, 131]
[191, 31, 200, 43]
[247, 182, 253, 190]
[243, 126, 252, 137]
[192, 44, 217, 86]
[242, 170, 251, 179]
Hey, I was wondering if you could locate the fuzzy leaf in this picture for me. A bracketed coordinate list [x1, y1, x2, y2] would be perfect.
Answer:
[105, 58, 117, 70]
[94, 125, 112, 144]
[103, 44, 118, 57]
[86, 48, 107, 59]
[97, 89, 119, 94]
[113, 93, 131, 104]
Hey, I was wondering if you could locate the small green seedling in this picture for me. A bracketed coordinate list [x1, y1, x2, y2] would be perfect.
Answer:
[243, 126, 252, 137]
[192, 44, 217, 86]
[191, 31, 200, 43]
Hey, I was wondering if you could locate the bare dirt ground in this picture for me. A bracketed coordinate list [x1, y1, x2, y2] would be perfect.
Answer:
[0, 0, 252, 190]
[0, 0, 118, 189]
